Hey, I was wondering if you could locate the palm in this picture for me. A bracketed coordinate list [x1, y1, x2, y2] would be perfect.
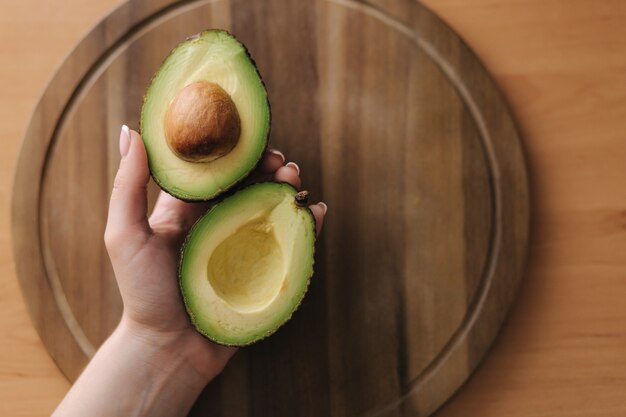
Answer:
[118, 223, 191, 331]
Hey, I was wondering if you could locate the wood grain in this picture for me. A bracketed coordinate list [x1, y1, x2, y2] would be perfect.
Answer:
[2, 1, 625, 417]
[10, 1, 527, 416]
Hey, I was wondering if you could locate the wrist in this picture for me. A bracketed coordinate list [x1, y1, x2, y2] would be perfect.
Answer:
[115, 315, 231, 384]
[53, 316, 220, 417]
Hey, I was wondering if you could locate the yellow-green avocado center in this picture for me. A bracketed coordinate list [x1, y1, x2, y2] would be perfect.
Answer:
[208, 217, 285, 313]
[179, 182, 316, 346]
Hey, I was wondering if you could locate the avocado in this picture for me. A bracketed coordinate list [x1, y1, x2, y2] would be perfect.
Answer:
[141, 30, 270, 201]
[179, 182, 316, 346]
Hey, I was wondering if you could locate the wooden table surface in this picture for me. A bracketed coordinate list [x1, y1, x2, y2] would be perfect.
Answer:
[1, 1, 625, 416]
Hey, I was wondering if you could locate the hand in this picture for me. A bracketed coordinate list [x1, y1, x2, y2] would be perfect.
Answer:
[104, 125, 327, 381]
[53, 126, 326, 417]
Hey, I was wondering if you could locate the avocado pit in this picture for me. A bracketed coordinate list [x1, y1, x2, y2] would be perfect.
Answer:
[164, 81, 241, 162]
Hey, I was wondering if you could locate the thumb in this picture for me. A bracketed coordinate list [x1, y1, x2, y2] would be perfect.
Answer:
[105, 125, 151, 249]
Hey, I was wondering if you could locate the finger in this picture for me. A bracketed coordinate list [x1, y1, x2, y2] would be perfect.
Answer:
[308, 202, 327, 236]
[149, 190, 210, 233]
[258, 148, 285, 174]
[150, 190, 179, 218]
[274, 162, 301, 189]
[149, 191, 186, 228]
[105, 126, 151, 246]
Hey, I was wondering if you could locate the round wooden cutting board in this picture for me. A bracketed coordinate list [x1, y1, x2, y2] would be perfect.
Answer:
[11, 0, 529, 415]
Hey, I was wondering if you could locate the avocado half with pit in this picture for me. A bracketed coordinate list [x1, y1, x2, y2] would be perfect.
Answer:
[141, 30, 270, 201]
[180, 182, 316, 345]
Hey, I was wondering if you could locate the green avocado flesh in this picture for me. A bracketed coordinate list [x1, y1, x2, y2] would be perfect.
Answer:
[180, 182, 316, 345]
[141, 30, 270, 201]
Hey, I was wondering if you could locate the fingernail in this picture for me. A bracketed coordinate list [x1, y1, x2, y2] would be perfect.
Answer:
[286, 162, 300, 174]
[120, 124, 131, 157]
[268, 148, 285, 163]
[318, 202, 328, 214]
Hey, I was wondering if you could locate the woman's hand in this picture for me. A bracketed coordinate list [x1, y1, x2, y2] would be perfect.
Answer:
[53, 125, 326, 417]
[106, 125, 327, 378]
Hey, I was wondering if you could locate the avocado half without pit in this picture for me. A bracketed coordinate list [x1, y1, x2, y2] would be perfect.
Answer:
[179, 182, 316, 346]
[141, 30, 270, 201]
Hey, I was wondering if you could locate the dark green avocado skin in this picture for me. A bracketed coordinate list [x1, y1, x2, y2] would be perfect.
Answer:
[178, 182, 317, 346]
[140, 29, 271, 202]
